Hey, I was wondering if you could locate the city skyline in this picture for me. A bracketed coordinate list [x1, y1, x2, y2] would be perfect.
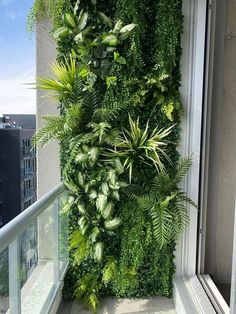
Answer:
[0, 0, 36, 116]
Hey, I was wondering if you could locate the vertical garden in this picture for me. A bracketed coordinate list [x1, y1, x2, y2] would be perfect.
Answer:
[29, 0, 195, 312]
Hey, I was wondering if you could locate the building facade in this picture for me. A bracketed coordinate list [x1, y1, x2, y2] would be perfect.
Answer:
[0, 127, 38, 287]
[0, 128, 37, 226]
[2, 114, 36, 130]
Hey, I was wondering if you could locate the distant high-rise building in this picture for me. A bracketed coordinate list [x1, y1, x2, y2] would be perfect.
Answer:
[0, 125, 38, 284]
[2, 114, 36, 129]
[0, 128, 37, 226]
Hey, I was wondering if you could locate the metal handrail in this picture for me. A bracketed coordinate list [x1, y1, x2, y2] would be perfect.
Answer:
[0, 182, 65, 253]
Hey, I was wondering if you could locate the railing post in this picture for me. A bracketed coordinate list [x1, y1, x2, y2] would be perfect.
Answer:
[9, 237, 21, 314]
[230, 197, 236, 314]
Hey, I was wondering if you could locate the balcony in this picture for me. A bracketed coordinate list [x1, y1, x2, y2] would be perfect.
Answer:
[0, 184, 69, 314]
[0, 184, 178, 314]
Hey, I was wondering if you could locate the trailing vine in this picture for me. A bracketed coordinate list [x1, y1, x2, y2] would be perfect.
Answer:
[29, 1, 195, 313]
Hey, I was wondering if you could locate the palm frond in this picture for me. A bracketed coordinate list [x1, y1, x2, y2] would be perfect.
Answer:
[122, 184, 145, 200]
[172, 201, 190, 239]
[32, 115, 65, 147]
[151, 202, 173, 248]
[104, 129, 121, 146]
[177, 192, 198, 208]
[88, 122, 111, 143]
[174, 157, 192, 185]
[138, 195, 156, 211]
[36, 57, 76, 102]
[93, 101, 130, 122]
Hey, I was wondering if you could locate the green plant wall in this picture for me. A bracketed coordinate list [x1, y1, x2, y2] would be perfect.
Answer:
[29, 0, 195, 312]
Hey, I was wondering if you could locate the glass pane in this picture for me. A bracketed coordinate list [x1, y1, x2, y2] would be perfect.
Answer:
[20, 198, 59, 314]
[0, 248, 9, 314]
[59, 192, 69, 278]
[19, 222, 38, 288]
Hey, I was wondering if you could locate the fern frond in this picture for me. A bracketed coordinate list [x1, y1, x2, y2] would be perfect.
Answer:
[122, 184, 144, 200]
[93, 101, 130, 122]
[104, 129, 121, 146]
[172, 201, 190, 240]
[87, 293, 99, 313]
[151, 202, 173, 248]
[88, 122, 111, 143]
[70, 230, 91, 265]
[102, 257, 117, 285]
[74, 274, 99, 313]
[33, 115, 65, 147]
[178, 192, 198, 208]
[174, 157, 192, 185]
[138, 195, 156, 211]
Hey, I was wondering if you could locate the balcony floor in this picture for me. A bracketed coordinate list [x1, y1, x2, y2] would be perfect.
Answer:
[57, 296, 176, 314]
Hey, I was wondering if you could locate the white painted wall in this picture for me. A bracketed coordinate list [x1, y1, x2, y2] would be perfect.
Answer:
[36, 20, 61, 198]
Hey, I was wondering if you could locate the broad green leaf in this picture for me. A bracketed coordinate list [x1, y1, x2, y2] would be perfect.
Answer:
[113, 20, 123, 34]
[64, 180, 78, 193]
[78, 172, 85, 187]
[61, 196, 75, 213]
[90, 227, 100, 243]
[77, 203, 86, 214]
[114, 52, 126, 65]
[101, 182, 109, 196]
[118, 181, 128, 188]
[64, 13, 76, 28]
[108, 170, 117, 186]
[79, 67, 88, 78]
[120, 23, 137, 33]
[111, 190, 120, 200]
[78, 217, 88, 235]
[106, 46, 117, 53]
[105, 217, 121, 230]
[106, 76, 117, 88]
[102, 34, 118, 46]
[94, 242, 103, 262]
[102, 202, 114, 219]
[96, 194, 108, 211]
[75, 153, 87, 163]
[88, 147, 100, 163]
[114, 158, 123, 174]
[73, 0, 80, 15]
[89, 189, 98, 200]
[99, 12, 112, 27]
[53, 27, 70, 39]
[74, 32, 83, 42]
[109, 182, 120, 190]
[87, 72, 97, 86]
[78, 11, 88, 31]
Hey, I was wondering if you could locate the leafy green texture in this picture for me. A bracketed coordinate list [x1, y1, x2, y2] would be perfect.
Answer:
[31, 0, 192, 312]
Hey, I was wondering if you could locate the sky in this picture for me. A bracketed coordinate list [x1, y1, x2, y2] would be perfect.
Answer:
[0, 0, 36, 116]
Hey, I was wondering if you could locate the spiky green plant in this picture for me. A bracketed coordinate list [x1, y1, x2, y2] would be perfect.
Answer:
[36, 57, 77, 102]
[104, 115, 174, 181]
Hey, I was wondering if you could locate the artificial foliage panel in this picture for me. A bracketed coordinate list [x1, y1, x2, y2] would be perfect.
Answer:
[30, 0, 195, 312]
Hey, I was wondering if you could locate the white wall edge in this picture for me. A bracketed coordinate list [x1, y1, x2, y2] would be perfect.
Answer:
[176, 0, 207, 276]
[174, 0, 211, 312]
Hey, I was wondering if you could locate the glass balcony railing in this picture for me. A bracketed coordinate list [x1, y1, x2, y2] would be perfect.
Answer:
[0, 183, 69, 314]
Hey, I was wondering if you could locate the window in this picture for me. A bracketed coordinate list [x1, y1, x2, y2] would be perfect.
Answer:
[22, 139, 31, 155]
[23, 199, 32, 210]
